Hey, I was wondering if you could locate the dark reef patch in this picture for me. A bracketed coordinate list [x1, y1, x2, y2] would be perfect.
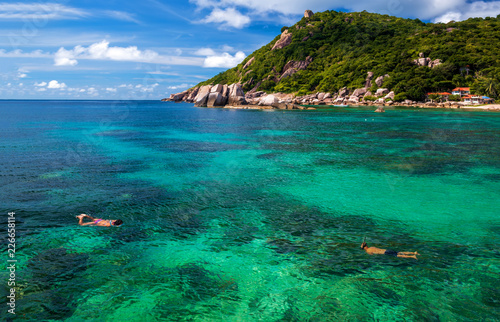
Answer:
[267, 238, 303, 254]
[162, 208, 205, 238]
[176, 263, 238, 301]
[18, 248, 90, 320]
[27, 248, 89, 287]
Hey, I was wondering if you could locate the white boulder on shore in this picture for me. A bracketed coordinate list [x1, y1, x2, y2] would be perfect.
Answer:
[194, 85, 212, 107]
[375, 88, 389, 96]
[207, 92, 225, 107]
[227, 83, 246, 106]
[210, 84, 224, 94]
[384, 91, 395, 100]
[351, 88, 367, 97]
[259, 95, 279, 107]
[188, 83, 248, 107]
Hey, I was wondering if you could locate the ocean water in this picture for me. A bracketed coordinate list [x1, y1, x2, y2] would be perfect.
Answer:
[0, 100, 499, 321]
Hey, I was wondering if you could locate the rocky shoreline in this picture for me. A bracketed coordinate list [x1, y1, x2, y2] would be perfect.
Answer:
[163, 71, 498, 111]
[162, 83, 305, 110]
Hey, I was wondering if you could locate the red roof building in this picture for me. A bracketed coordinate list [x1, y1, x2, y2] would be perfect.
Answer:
[451, 87, 470, 96]
[462, 95, 486, 104]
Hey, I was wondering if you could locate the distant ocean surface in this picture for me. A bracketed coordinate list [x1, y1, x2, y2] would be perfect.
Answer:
[1, 100, 499, 321]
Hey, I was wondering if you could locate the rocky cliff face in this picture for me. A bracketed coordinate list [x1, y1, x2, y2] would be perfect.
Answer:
[271, 29, 293, 51]
[243, 57, 255, 70]
[413, 52, 442, 68]
[278, 56, 313, 82]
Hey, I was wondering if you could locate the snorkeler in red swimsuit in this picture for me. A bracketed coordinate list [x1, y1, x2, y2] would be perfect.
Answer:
[76, 214, 123, 227]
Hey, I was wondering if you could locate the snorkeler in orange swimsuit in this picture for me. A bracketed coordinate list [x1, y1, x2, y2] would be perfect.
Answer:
[360, 239, 419, 259]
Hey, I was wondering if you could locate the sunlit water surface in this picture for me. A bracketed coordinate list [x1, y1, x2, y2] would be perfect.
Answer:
[0, 101, 499, 321]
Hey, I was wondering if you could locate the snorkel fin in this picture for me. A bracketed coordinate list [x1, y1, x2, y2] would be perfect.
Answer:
[361, 236, 367, 249]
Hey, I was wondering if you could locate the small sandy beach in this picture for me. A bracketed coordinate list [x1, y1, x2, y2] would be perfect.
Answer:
[462, 104, 500, 110]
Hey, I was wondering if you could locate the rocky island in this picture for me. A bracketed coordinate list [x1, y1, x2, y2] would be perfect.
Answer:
[164, 10, 500, 110]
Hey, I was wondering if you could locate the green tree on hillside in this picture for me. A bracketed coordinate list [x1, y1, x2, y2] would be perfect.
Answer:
[472, 71, 500, 98]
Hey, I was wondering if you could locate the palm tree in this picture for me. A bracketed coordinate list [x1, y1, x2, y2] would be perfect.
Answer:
[483, 78, 498, 98]
[473, 72, 499, 99]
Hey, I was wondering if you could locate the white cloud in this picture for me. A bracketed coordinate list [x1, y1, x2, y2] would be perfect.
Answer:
[168, 83, 194, 90]
[190, 0, 218, 8]
[147, 71, 180, 76]
[434, 12, 463, 23]
[54, 47, 79, 66]
[192, 0, 499, 24]
[0, 41, 204, 68]
[16, 69, 28, 79]
[195, 48, 217, 56]
[203, 51, 246, 68]
[0, 3, 87, 20]
[148, 0, 194, 23]
[0, 3, 142, 24]
[0, 49, 50, 58]
[87, 40, 158, 61]
[201, 7, 251, 29]
[34, 81, 47, 87]
[54, 40, 159, 66]
[135, 83, 159, 92]
[103, 10, 140, 24]
[195, 46, 247, 68]
[47, 80, 67, 89]
[433, 1, 500, 23]
[148, 54, 204, 66]
[106, 87, 117, 92]
[191, 0, 328, 16]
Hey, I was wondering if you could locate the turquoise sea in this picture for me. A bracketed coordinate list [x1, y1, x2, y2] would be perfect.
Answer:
[0, 100, 499, 321]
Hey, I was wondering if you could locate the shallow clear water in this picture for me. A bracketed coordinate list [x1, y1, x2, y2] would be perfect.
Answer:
[1, 100, 499, 321]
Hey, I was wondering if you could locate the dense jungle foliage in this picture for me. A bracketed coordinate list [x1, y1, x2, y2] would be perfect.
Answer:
[197, 11, 500, 101]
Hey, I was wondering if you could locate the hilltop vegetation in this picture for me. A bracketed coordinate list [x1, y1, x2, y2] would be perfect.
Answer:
[197, 11, 500, 101]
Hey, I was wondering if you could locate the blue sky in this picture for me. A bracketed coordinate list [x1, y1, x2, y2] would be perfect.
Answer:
[1, 0, 499, 99]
